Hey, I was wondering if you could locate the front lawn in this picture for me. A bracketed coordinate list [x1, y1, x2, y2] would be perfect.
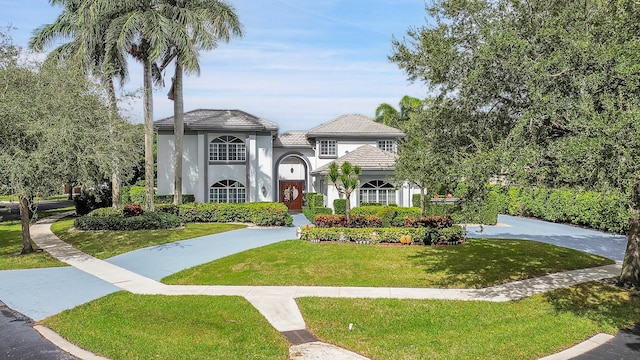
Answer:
[42, 292, 289, 360]
[51, 218, 246, 259]
[163, 239, 614, 287]
[298, 281, 640, 360]
[0, 220, 66, 270]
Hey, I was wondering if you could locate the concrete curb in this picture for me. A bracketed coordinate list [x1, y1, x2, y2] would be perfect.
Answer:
[34, 325, 110, 360]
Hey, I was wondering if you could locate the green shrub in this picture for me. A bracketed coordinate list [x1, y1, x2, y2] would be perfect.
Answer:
[154, 194, 196, 204]
[178, 202, 292, 226]
[155, 203, 180, 216]
[311, 193, 325, 208]
[300, 227, 434, 244]
[391, 207, 421, 227]
[128, 186, 146, 205]
[74, 211, 182, 231]
[377, 206, 397, 228]
[436, 225, 466, 243]
[333, 199, 347, 215]
[305, 192, 317, 207]
[495, 185, 632, 234]
[73, 187, 112, 216]
[87, 207, 121, 217]
[314, 214, 382, 228]
[303, 206, 332, 224]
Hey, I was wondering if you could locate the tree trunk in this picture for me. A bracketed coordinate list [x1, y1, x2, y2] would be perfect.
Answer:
[345, 193, 351, 224]
[103, 74, 121, 209]
[619, 215, 640, 287]
[420, 187, 425, 216]
[112, 170, 121, 209]
[173, 61, 184, 205]
[19, 195, 34, 254]
[143, 58, 155, 212]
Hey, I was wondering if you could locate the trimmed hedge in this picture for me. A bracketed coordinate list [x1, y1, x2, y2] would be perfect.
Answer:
[493, 185, 633, 234]
[178, 202, 293, 226]
[333, 199, 346, 215]
[302, 193, 332, 223]
[75, 211, 182, 231]
[314, 214, 383, 228]
[301, 227, 434, 244]
[410, 191, 499, 225]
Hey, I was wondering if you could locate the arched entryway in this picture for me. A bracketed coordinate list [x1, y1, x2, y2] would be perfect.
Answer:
[275, 153, 310, 212]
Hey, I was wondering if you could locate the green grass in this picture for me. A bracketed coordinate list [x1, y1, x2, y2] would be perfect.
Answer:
[0, 220, 67, 270]
[41, 292, 289, 360]
[0, 194, 69, 201]
[51, 219, 246, 259]
[163, 239, 614, 287]
[298, 281, 640, 360]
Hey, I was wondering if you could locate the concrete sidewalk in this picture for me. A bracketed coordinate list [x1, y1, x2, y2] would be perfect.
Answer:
[1, 212, 636, 359]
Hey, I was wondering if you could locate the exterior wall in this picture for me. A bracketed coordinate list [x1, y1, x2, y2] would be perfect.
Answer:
[254, 134, 274, 202]
[157, 133, 202, 201]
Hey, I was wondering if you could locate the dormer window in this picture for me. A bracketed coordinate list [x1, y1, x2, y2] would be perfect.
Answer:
[377, 140, 396, 153]
[319, 140, 337, 157]
[209, 136, 246, 162]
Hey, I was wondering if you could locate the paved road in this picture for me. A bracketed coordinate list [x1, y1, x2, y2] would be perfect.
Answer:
[0, 301, 77, 360]
[0, 200, 74, 222]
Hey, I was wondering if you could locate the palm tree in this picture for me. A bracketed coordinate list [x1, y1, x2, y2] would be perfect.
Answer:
[30, 0, 129, 208]
[375, 95, 422, 128]
[81, 1, 191, 212]
[327, 161, 362, 224]
[159, 0, 243, 205]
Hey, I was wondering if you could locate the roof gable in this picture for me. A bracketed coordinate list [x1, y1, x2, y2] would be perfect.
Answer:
[306, 114, 405, 139]
[155, 109, 278, 132]
[311, 145, 397, 174]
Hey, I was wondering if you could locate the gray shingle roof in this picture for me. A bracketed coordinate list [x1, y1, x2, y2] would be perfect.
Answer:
[155, 109, 278, 132]
[311, 145, 397, 175]
[306, 114, 405, 138]
[274, 131, 312, 148]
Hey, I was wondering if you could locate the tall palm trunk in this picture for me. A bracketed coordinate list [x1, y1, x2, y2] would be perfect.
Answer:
[173, 61, 184, 205]
[103, 74, 121, 209]
[19, 195, 34, 254]
[143, 58, 155, 212]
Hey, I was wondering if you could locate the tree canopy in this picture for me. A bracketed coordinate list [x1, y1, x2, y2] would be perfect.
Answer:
[0, 31, 141, 253]
[390, 0, 640, 286]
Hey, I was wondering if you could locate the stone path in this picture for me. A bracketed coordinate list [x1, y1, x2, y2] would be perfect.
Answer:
[14, 212, 626, 359]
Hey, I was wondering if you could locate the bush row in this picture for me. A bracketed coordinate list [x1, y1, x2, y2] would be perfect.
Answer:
[410, 190, 498, 225]
[300, 225, 465, 244]
[313, 212, 455, 230]
[492, 186, 633, 234]
[175, 202, 292, 226]
[313, 214, 383, 228]
[75, 211, 182, 231]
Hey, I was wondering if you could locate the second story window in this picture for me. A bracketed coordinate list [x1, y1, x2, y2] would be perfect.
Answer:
[377, 140, 396, 153]
[319, 140, 337, 157]
[209, 136, 246, 162]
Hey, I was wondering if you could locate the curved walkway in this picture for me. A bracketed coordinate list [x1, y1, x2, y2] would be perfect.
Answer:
[0, 213, 635, 359]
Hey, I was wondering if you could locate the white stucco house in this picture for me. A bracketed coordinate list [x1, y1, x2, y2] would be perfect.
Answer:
[155, 110, 419, 212]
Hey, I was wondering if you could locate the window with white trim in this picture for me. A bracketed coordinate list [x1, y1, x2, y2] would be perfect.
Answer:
[377, 140, 397, 153]
[319, 140, 337, 157]
[209, 180, 246, 203]
[209, 136, 246, 161]
[359, 180, 396, 205]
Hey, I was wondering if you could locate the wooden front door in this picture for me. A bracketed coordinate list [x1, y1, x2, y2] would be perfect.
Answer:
[280, 181, 303, 212]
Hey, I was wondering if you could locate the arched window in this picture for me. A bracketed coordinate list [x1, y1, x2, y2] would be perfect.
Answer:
[210, 180, 246, 203]
[209, 136, 246, 161]
[359, 180, 396, 206]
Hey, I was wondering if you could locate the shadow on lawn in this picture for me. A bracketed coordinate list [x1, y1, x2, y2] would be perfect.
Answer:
[406, 239, 613, 289]
[541, 280, 640, 333]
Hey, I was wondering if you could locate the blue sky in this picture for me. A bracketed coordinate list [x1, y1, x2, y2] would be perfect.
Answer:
[2, 0, 430, 131]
